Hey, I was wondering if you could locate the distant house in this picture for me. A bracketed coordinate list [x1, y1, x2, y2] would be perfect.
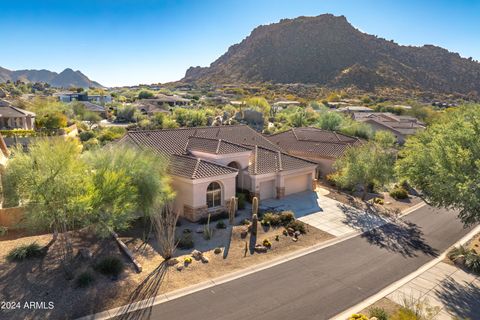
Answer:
[119, 125, 317, 222]
[0, 100, 35, 130]
[134, 100, 171, 115]
[145, 94, 190, 107]
[353, 112, 425, 144]
[337, 106, 373, 113]
[54, 91, 112, 104]
[273, 100, 301, 112]
[267, 127, 362, 177]
[73, 101, 107, 118]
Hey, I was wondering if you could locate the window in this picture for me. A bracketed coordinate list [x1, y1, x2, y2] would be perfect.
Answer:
[206, 182, 222, 208]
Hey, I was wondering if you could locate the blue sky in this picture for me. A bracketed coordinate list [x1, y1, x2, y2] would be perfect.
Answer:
[1, 0, 479, 87]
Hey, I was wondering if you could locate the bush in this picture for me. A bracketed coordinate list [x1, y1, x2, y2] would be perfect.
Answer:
[94, 256, 124, 277]
[464, 251, 480, 273]
[369, 307, 388, 320]
[237, 193, 246, 210]
[216, 220, 227, 229]
[374, 197, 385, 205]
[75, 271, 95, 288]
[279, 211, 295, 225]
[389, 187, 409, 200]
[214, 247, 222, 254]
[287, 220, 306, 234]
[262, 239, 272, 248]
[349, 314, 369, 320]
[7, 242, 43, 261]
[184, 256, 192, 264]
[79, 130, 96, 142]
[262, 212, 281, 226]
[448, 244, 480, 273]
[240, 218, 250, 225]
[176, 234, 194, 250]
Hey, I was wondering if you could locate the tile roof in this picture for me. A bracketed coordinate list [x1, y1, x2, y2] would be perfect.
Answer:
[186, 136, 251, 155]
[122, 125, 316, 178]
[0, 100, 35, 118]
[267, 127, 362, 160]
[353, 112, 425, 136]
[75, 101, 105, 113]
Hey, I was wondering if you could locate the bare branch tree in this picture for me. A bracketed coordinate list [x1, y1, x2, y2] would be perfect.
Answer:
[151, 202, 178, 260]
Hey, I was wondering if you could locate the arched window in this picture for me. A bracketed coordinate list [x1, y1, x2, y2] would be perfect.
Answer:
[206, 182, 222, 208]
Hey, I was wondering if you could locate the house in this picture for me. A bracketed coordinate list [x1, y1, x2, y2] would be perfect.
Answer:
[134, 100, 171, 115]
[73, 101, 107, 117]
[88, 95, 112, 104]
[0, 100, 35, 130]
[145, 94, 190, 107]
[267, 127, 362, 177]
[272, 100, 301, 112]
[54, 91, 112, 104]
[337, 106, 374, 113]
[353, 112, 425, 144]
[119, 125, 317, 222]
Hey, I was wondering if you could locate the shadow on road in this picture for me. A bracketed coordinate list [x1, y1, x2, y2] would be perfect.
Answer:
[361, 220, 438, 258]
[435, 276, 480, 320]
[114, 261, 168, 320]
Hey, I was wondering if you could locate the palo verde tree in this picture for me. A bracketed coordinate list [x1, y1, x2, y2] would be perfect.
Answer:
[397, 105, 480, 225]
[333, 131, 396, 199]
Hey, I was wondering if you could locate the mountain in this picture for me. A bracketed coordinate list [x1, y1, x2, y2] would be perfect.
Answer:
[183, 14, 480, 95]
[0, 67, 103, 88]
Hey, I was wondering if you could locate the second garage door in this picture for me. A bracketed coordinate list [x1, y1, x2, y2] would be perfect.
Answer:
[285, 174, 311, 196]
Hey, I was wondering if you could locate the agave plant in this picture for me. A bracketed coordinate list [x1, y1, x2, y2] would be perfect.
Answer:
[448, 245, 470, 264]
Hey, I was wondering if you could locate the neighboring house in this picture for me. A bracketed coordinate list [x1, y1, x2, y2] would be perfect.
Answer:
[119, 125, 317, 222]
[272, 100, 301, 112]
[267, 127, 362, 177]
[145, 94, 190, 107]
[73, 101, 107, 118]
[0, 99, 35, 130]
[54, 91, 112, 104]
[337, 106, 373, 113]
[353, 112, 425, 144]
[134, 100, 171, 115]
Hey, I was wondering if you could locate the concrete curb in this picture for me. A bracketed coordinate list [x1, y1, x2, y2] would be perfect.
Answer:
[331, 223, 480, 320]
[76, 201, 425, 320]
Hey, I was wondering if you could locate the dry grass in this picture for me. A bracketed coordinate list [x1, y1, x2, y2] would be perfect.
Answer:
[0, 223, 333, 319]
[359, 297, 402, 317]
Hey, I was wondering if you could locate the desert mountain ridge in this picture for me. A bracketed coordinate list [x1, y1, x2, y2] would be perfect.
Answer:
[183, 14, 480, 96]
[0, 67, 103, 88]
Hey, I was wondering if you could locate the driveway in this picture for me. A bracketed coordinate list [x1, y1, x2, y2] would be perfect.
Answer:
[260, 191, 389, 237]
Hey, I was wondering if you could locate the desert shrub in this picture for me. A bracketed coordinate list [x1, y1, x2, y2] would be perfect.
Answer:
[216, 220, 227, 229]
[390, 187, 409, 200]
[448, 245, 470, 263]
[7, 242, 43, 261]
[287, 220, 306, 234]
[369, 307, 389, 320]
[75, 271, 95, 288]
[94, 256, 124, 277]
[237, 193, 246, 210]
[262, 212, 281, 226]
[79, 130, 96, 142]
[374, 197, 385, 205]
[240, 218, 250, 225]
[262, 239, 272, 248]
[279, 211, 295, 225]
[447, 244, 480, 272]
[464, 251, 480, 273]
[391, 297, 441, 320]
[214, 247, 222, 254]
[349, 314, 369, 320]
[184, 256, 192, 264]
[176, 234, 194, 250]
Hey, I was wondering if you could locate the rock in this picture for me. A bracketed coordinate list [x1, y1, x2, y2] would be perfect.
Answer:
[294, 231, 301, 238]
[176, 265, 184, 271]
[291, 237, 298, 242]
[282, 229, 288, 236]
[0, 89, 6, 98]
[370, 318, 378, 320]
[254, 245, 268, 253]
[78, 248, 92, 260]
[191, 250, 203, 260]
[200, 256, 209, 263]
[166, 258, 179, 266]
[214, 247, 222, 254]
[196, 227, 204, 233]
[287, 227, 295, 235]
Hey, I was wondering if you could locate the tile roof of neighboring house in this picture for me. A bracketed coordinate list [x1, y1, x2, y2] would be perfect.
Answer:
[186, 136, 251, 155]
[0, 100, 36, 117]
[121, 125, 316, 178]
[353, 112, 425, 135]
[75, 101, 105, 113]
[267, 127, 362, 160]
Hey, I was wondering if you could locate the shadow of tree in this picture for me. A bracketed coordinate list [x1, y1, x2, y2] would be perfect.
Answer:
[114, 261, 169, 320]
[337, 203, 389, 232]
[434, 276, 480, 320]
[360, 220, 438, 258]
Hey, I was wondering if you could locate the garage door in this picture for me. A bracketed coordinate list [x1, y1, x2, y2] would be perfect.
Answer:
[259, 180, 275, 200]
[285, 174, 311, 196]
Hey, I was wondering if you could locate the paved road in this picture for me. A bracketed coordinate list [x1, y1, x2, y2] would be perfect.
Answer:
[117, 205, 473, 320]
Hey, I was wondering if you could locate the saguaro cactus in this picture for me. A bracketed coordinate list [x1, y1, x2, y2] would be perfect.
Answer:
[228, 196, 236, 225]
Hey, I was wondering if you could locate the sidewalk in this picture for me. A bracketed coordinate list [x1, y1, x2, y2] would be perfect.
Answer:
[387, 261, 480, 319]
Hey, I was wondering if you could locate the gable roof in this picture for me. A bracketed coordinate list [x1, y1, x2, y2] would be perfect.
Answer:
[170, 155, 238, 179]
[353, 112, 425, 136]
[267, 127, 362, 160]
[249, 145, 317, 175]
[74, 101, 105, 113]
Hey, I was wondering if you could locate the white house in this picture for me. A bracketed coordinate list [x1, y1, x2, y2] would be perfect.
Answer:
[120, 125, 317, 222]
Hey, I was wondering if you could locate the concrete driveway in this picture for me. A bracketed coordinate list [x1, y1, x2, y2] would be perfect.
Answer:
[260, 191, 389, 237]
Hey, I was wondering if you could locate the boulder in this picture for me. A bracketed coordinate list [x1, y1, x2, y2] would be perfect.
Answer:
[294, 231, 301, 238]
[254, 244, 268, 253]
[291, 237, 298, 242]
[200, 256, 209, 263]
[176, 265, 184, 271]
[166, 258, 179, 266]
[191, 250, 203, 260]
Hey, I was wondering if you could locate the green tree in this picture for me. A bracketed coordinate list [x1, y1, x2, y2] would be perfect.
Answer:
[333, 132, 396, 199]
[397, 105, 480, 225]
[138, 90, 155, 99]
[245, 97, 271, 116]
[317, 112, 344, 131]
